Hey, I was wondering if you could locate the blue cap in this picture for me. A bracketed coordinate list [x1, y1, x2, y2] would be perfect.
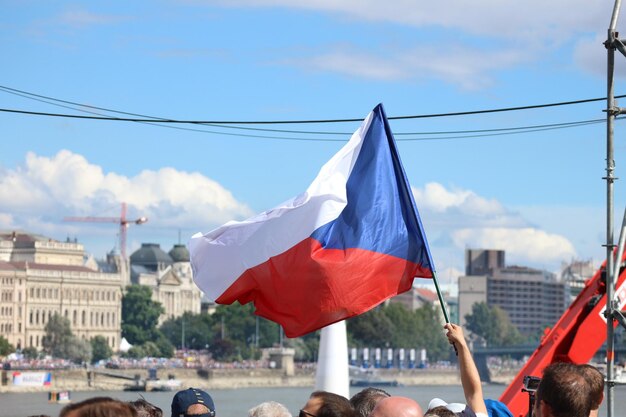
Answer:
[484, 399, 513, 417]
[171, 388, 216, 417]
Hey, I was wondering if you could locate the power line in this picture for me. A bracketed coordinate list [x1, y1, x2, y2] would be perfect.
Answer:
[0, 84, 621, 142]
[0, 84, 623, 124]
[1, 105, 616, 142]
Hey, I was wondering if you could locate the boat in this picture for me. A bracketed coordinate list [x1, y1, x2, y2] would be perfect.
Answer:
[350, 377, 400, 387]
[349, 366, 400, 387]
[48, 391, 72, 404]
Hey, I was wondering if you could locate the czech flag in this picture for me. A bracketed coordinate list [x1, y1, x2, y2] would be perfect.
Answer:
[189, 104, 434, 337]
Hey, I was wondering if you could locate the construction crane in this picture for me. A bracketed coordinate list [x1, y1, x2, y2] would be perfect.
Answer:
[64, 202, 148, 260]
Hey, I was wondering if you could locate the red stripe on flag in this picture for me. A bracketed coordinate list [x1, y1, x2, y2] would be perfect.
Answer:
[216, 237, 432, 337]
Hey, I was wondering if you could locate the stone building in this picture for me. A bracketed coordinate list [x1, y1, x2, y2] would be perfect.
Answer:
[458, 248, 569, 337]
[0, 231, 123, 351]
[129, 243, 202, 323]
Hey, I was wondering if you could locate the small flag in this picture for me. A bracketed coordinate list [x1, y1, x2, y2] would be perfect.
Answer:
[190, 104, 434, 337]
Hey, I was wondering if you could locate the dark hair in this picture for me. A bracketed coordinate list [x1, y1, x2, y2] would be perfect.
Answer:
[349, 387, 391, 417]
[424, 406, 456, 417]
[577, 364, 604, 410]
[310, 391, 357, 417]
[536, 363, 591, 417]
[60, 397, 137, 417]
[129, 399, 163, 417]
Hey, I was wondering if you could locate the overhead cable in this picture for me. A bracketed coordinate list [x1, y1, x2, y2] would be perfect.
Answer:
[0, 84, 623, 124]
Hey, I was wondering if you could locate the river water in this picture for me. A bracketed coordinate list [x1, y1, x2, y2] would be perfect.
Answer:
[1, 385, 625, 417]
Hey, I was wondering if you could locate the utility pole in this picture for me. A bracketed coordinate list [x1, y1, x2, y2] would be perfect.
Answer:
[605, 3, 624, 416]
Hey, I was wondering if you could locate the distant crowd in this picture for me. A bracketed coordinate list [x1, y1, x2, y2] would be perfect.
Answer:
[24, 324, 605, 417]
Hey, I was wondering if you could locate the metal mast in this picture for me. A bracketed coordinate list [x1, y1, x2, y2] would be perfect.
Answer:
[605, 2, 623, 416]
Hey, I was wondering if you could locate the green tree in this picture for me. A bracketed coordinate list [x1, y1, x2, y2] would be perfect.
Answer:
[153, 333, 175, 358]
[0, 335, 14, 356]
[465, 302, 522, 347]
[209, 303, 280, 358]
[41, 313, 92, 363]
[413, 304, 450, 361]
[90, 336, 113, 363]
[21, 346, 39, 360]
[65, 338, 92, 364]
[160, 312, 213, 350]
[346, 301, 451, 362]
[122, 285, 164, 345]
[347, 306, 395, 345]
[42, 313, 73, 357]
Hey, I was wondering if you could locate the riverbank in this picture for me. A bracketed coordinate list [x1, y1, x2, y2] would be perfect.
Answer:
[0, 367, 519, 393]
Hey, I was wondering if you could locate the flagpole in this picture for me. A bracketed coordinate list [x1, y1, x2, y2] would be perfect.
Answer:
[431, 271, 451, 324]
[430, 270, 459, 356]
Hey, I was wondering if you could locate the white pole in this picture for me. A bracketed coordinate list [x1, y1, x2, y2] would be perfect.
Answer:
[315, 320, 350, 398]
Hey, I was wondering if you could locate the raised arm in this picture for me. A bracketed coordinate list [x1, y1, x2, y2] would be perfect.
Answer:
[444, 323, 488, 415]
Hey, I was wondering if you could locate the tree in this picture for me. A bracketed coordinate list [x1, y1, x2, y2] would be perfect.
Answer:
[21, 346, 39, 360]
[0, 335, 14, 356]
[413, 303, 450, 361]
[122, 285, 164, 345]
[465, 302, 522, 347]
[41, 313, 92, 363]
[90, 336, 113, 363]
[160, 312, 213, 350]
[153, 332, 175, 358]
[42, 313, 73, 357]
[65, 338, 92, 364]
[347, 306, 396, 345]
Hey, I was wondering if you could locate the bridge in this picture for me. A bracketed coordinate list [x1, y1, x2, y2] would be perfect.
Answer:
[472, 344, 626, 382]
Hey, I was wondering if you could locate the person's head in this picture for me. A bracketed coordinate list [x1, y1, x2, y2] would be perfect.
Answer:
[576, 364, 604, 410]
[129, 399, 163, 417]
[423, 406, 455, 417]
[171, 388, 216, 417]
[426, 399, 467, 416]
[248, 401, 291, 417]
[301, 391, 356, 417]
[60, 397, 137, 417]
[369, 396, 423, 417]
[350, 387, 391, 417]
[534, 363, 591, 417]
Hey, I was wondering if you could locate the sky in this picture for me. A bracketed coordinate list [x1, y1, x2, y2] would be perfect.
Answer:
[3, 0, 626, 289]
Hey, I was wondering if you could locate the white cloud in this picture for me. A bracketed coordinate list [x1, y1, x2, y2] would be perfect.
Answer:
[412, 182, 526, 228]
[0, 150, 254, 250]
[203, 0, 618, 87]
[208, 0, 611, 43]
[411, 182, 577, 272]
[452, 227, 577, 267]
[286, 45, 527, 90]
[56, 9, 129, 28]
[574, 33, 626, 79]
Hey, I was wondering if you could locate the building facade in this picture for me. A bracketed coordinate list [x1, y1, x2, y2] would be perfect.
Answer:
[459, 249, 569, 337]
[0, 232, 123, 351]
[130, 243, 202, 323]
